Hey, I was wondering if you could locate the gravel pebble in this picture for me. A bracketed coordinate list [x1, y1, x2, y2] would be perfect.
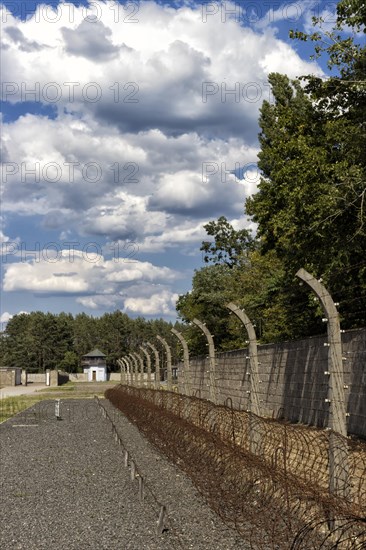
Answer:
[0, 398, 250, 549]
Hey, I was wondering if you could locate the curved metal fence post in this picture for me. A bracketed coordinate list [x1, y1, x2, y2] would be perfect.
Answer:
[120, 358, 127, 384]
[171, 328, 190, 395]
[117, 359, 125, 384]
[131, 352, 144, 387]
[296, 268, 349, 499]
[140, 346, 152, 388]
[156, 335, 172, 391]
[127, 354, 137, 387]
[146, 342, 160, 390]
[226, 302, 261, 416]
[122, 357, 131, 385]
[192, 318, 218, 405]
[226, 302, 261, 454]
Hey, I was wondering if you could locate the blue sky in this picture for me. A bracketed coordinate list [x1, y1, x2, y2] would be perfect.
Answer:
[0, 1, 337, 325]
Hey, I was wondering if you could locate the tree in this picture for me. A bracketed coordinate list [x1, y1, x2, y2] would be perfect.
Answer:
[59, 351, 80, 373]
[178, 1, 365, 346]
[288, 0, 365, 238]
[2, 309, 181, 372]
[246, 63, 365, 328]
[2, 313, 36, 370]
[200, 216, 255, 267]
[177, 263, 237, 354]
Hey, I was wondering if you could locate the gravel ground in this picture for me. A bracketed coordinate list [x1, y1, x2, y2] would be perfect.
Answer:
[0, 398, 250, 550]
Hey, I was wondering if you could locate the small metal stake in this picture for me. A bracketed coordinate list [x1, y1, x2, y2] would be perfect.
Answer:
[130, 460, 136, 481]
[138, 476, 144, 502]
[55, 399, 61, 420]
[156, 505, 167, 535]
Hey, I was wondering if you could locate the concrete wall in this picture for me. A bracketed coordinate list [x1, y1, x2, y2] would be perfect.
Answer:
[27, 371, 59, 385]
[21, 370, 28, 386]
[27, 373, 46, 383]
[0, 368, 21, 386]
[177, 328, 366, 438]
[68, 373, 88, 382]
[49, 369, 58, 387]
[2, 370, 14, 386]
[68, 372, 120, 382]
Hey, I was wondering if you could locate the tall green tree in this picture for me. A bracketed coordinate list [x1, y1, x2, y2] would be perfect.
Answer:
[246, 1, 365, 329]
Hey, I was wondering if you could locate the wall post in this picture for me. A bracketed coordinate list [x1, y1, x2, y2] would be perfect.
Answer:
[226, 302, 261, 454]
[171, 328, 190, 395]
[146, 342, 160, 390]
[131, 353, 144, 387]
[156, 336, 173, 391]
[192, 318, 218, 405]
[117, 359, 125, 384]
[140, 346, 152, 388]
[127, 354, 137, 387]
[21, 369, 28, 386]
[296, 268, 349, 499]
[226, 302, 261, 416]
[122, 357, 131, 385]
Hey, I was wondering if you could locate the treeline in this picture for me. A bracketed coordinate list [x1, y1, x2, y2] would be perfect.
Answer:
[0, 311, 183, 372]
[177, 1, 366, 354]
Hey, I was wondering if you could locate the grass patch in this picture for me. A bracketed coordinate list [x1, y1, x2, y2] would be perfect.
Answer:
[38, 383, 76, 392]
[0, 395, 45, 423]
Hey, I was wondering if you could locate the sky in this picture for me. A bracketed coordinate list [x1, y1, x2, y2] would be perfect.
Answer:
[0, 0, 336, 326]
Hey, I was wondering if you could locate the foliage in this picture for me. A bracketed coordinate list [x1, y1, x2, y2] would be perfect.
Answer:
[176, 247, 319, 352]
[176, 264, 237, 354]
[200, 216, 255, 267]
[245, 1, 366, 330]
[1, 311, 182, 372]
[178, 0, 365, 347]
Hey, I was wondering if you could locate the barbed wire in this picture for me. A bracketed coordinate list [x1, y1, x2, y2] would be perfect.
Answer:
[105, 386, 366, 550]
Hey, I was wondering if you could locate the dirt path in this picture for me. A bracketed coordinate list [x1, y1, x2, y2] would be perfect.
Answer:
[0, 384, 46, 399]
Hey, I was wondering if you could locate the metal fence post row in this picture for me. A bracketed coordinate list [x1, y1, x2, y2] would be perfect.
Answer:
[156, 335, 173, 392]
[127, 353, 137, 387]
[98, 395, 170, 535]
[122, 357, 131, 385]
[134, 352, 145, 388]
[226, 302, 261, 454]
[146, 342, 160, 390]
[192, 318, 218, 405]
[296, 268, 350, 499]
[140, 346, 152, 388]
[117, 359, 125, 384]
[171, 327, 190, 395]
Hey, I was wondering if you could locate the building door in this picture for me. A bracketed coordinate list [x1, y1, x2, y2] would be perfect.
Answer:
[92, 370, 97, 381]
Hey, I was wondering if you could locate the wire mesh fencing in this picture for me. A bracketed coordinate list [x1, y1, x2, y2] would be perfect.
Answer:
[105, 384, 366, 550]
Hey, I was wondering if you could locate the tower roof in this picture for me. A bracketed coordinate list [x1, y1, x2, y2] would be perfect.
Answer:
[82, 349, 106, 358]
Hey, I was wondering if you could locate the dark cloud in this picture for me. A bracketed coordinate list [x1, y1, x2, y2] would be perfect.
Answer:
[147, 192, 242, 219]
[61, 20, 120, 62]
[91, 83, 261, 143]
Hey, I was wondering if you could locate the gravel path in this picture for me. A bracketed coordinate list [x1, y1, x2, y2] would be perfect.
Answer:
[0, 398, 250, 549]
